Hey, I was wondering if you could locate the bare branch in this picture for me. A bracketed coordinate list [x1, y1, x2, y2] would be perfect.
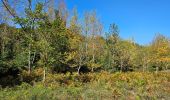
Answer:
[1, 0, 27, 31]
[1, 0, 17, 18]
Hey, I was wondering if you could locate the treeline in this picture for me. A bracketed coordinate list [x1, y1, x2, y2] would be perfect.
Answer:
[0, 0, 170, 85]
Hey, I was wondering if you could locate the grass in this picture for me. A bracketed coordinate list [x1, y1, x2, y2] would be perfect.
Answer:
[0, 71, 170, 100]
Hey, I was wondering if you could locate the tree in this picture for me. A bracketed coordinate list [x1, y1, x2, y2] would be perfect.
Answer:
[1, 0, 40, 74]
[63, 7, 87, 74]
[1, 0, 70, 80]
[0, 24, 16, 73]
[86, 11, 103, 72]
[150, 34, 170, 72]
[57, 0, 68, 26]
[104, 24, 120, 72]
[136, 46, 151, 72]
[116, 39, 137, 72]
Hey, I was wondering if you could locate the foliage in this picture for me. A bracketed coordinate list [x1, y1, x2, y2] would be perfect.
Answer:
[0, 1, 170, 99]
[0, 72, 170, 100]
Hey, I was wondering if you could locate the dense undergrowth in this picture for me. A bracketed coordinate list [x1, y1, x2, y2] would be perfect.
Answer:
[0, 72, 170, 100]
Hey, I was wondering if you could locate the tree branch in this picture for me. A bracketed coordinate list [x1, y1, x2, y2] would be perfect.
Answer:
[1, 0, 17, 18]
[1, 0, 27, 31]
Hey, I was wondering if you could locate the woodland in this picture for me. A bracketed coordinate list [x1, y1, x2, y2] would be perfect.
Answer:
[0, 0, 170, 99]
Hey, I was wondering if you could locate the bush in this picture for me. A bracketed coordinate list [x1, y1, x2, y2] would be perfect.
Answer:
[0, 72, 170, 99]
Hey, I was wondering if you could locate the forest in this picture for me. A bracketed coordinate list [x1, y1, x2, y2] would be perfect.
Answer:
[0, 0, 170, 99]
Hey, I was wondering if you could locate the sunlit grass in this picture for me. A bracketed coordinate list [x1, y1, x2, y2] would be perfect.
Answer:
[0, 72, 170, 100]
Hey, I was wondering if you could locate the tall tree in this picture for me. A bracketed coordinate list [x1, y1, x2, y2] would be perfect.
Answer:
[87, 11, 103, 72]
[104, 24, 120, 72]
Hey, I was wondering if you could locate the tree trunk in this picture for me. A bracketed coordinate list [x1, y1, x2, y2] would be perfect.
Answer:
[43, 68, 46, 82]
[112, 53, 115, 71]
[156, 66, 158, 74]
[85, 32, 88, 56]
[165, 64, 168, 70]
[92, 42, 95, 72]
[92, 67, 94, 72]
[31, 51, 36, 65]
[78, 65, 81, 75]
[43, 54, 48, 82]
[28, 44, 31, 74]
[28, 26, 33, 74]
[108, 51, 111, 71]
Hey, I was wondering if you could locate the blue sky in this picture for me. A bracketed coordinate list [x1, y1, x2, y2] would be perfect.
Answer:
[65, 0, 170, 45]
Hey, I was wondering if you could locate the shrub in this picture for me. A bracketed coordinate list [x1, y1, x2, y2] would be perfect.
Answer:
[0, 72, 170, 99]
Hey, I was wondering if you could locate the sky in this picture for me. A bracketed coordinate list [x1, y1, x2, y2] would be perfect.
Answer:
[65, 0, 170, 45]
